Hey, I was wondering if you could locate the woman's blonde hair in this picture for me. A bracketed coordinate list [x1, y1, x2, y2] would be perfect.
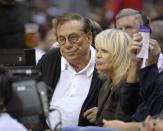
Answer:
[95, 29, 131, 87]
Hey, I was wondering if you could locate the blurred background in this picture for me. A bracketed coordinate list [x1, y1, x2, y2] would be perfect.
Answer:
[0, 0, 163, 56]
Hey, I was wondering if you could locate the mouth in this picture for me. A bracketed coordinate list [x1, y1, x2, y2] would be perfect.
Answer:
[64, 51, 76, 56]
[96, 61, 103, 65]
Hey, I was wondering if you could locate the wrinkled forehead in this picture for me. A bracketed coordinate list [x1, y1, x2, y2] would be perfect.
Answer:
[116, 15, 138, 25]
[56, 20, 84, 36]
[116, 14, 144, 28]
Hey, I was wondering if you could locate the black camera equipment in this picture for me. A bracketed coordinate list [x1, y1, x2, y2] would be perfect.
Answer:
[0, 48, 36, 69]
[5, 69, 49, 129]
[0, 49, 62, 131]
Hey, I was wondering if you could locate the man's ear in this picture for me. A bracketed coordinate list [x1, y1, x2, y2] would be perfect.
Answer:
[87, 31, 93, 44]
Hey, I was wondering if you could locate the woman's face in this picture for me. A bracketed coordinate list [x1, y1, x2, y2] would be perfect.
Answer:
[96, 47, 113, 75]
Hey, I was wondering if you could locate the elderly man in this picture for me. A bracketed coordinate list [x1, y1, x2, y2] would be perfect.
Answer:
[36, 13, 104, 130]
[115, 8, 163, 71]
[102, 8, 163, 131]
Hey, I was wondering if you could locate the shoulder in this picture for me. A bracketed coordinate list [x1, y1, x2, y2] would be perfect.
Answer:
[36, 48, 61, 76]
[43, 48, 60, 58]
[0, 113, 27, 131]
[38, 48, 61, 64]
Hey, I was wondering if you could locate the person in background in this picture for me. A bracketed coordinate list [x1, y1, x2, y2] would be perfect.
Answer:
[0, 67, 27, 131]
[0, 0, 30, 49]
[150, 18, 163, 72]
[115, 8, 163, 72]
[85, 18, 103, 48]
[36, 13, 104, 130]
[35, 28, 57, 64]
[104, 0, 143, 26]
[115, 8, 147, 38]
[102, 30, 161, 131]
[100, 8, 163, 131]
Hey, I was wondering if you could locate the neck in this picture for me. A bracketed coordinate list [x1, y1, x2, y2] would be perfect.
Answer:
[106, 68, 115, 82]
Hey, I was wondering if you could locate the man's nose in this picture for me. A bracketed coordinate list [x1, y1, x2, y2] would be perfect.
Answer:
[64, 38, 72, 47]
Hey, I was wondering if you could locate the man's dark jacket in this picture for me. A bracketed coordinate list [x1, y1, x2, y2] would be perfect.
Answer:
[120, 64, 163, 121]
[36, 48, 104, 126]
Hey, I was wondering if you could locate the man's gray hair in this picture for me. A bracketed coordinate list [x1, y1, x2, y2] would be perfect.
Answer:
[116, 8, 144, 25]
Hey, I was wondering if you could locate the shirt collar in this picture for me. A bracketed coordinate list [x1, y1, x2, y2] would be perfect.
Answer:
[61, 46, 95, 77]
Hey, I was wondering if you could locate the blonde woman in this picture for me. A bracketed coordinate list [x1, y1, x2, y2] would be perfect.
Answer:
[84, 29, 132, 125]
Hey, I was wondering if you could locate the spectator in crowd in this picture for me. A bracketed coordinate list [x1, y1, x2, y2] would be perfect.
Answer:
[115, 8, 148, 37]
[0, 67, 27, 131]
[115, 8, 163, 72]
[151, 0, 163, 19]
[102, 31, 161, 131]
[100, 8, 163, 131]
[0, 0, 31, 49]
[104, 0, 143, 26]
[85, 18, 103, 48]
[150, 18, 163, 72]
[35, 28, 57, 64]
[83, 29, 132, 125]
[36, 13, 104, 130]
[49, 0, 90, 17]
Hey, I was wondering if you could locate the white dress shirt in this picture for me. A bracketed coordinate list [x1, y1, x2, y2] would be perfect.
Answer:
[0, 113, 27, 131]
[48, 46, 95, 129]
[158, 53, 163, 72]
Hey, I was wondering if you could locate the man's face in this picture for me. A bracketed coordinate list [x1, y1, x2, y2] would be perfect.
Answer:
[116, 15, 139, 37]
[56, 20, 92, 64]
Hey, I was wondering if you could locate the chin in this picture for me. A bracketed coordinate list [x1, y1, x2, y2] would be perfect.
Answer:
[65, 56, 78, 62]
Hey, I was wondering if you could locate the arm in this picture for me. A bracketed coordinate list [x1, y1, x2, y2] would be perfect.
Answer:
[103, 120, 139, 131]
[121, 34, 161, 116]
[120, 82, 140, 115]
[120, 33, 143, 115]
[138, 39, 160, 102]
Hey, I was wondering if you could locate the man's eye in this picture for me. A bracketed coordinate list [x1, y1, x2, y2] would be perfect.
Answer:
[69, 35, 78, 42]
[58, 37, 65, 41]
